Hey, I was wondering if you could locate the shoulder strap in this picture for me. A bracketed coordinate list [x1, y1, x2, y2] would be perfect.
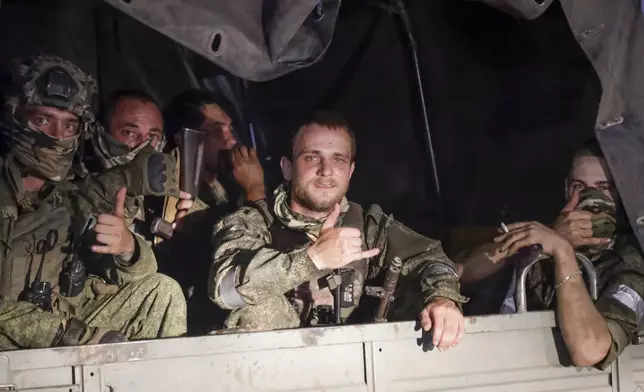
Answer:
[341, 202, 364, 231]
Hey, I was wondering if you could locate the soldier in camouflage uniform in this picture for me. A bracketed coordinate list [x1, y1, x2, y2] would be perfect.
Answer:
[0, 55, 187, 349]
[458, 140, 644, 368]
[83, 90, 179, 236]
[155, 90, 266, 334]
[210, 112, 467, 351]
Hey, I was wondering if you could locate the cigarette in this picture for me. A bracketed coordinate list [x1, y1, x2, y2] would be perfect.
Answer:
[500, 222, 509, 233]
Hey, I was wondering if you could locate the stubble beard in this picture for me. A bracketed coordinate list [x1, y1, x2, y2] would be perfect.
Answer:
[292, 179, 344, 213]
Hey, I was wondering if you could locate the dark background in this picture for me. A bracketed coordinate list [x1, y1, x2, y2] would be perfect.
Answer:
[0, 0, 601, 244]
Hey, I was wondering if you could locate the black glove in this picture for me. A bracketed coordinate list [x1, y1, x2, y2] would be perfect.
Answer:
[121, 145, 180, 198]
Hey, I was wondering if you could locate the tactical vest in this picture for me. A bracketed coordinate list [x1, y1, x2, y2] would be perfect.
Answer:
[250, 200, 373, 325]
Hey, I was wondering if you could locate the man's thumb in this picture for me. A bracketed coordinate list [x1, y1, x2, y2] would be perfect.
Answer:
[321, 203, 340, 231]
[114, 187, 127, 218]
[562, 189, 580, 213]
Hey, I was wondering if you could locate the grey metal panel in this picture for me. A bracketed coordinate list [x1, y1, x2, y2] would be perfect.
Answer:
[0, 311, 626, 392]
[99, 344, 367, 392]
[2, 312, 557, 371]
[616, 344, 644, 391]
[372, 328, 611, 391]
[10, 367, 75, 390]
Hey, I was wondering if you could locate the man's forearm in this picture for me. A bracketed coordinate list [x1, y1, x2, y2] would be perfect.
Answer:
[554, 247, 612, 367]
[457, 242, 507, 284]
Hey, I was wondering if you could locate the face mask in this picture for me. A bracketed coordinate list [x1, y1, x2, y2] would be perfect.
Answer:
[576, 187, 619, 239]
[91, 130, 151, 170]
[1, 118, 79, 181]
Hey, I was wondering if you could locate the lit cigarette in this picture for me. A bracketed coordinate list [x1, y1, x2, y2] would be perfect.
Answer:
[500, 222, 509, 233]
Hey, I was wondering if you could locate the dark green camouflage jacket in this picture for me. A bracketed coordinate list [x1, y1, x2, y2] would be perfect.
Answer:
[209, 199, 466, 326]
[0, 156, 157, 347]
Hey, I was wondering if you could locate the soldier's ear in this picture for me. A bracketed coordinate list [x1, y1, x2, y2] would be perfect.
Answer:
[281, 156, 292, 181]
[349, 162, 355, 179]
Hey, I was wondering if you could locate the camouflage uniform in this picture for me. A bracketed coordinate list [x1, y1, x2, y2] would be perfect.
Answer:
[81, 122, 169, 237]
[209, 184, 466, 330]
[500, 188, 644, 369]
[0, 55, 186, 349]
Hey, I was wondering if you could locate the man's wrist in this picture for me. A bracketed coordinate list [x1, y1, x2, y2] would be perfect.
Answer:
[117, 233, 136, 264]
[306, 247, 324, 270]
[245, 184, 266, 202]
[552, 243, 575, 263]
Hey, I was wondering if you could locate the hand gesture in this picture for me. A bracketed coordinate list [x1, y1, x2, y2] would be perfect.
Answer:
[307, 204, 380, 270]
[231, 146, 266, 201]
[495, 221, 572, 257]
[419, 298, 465, 351]
[553, 190, 611, 248]
[91, 187, 136, 257]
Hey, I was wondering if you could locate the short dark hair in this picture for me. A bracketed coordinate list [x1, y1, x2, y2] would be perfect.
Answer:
[163, 89, 235, 149]
[573, 138, 604, 160]
[288, 111, 356, 161]
[568, 138, 606, 179]
[102, 89, 159, 129]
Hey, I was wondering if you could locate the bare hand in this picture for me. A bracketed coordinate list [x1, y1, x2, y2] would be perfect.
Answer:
[231, 146, 265, 201]
[307, 204, 380, 270]
[174, 191, 194, 223]
[553, 190, 611, 248]
[495, 221, 572, 257]
[92, 187, 135, 257]
[419, 298, 464, 351]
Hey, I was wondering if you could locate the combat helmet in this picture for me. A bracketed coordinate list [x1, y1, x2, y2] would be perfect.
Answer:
[1, 55, 98, 181]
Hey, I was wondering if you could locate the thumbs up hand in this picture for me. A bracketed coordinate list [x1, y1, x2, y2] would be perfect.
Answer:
[91, 187, 136, 258]
[306, 204, 381, 270]
[553, 189, 612, 248]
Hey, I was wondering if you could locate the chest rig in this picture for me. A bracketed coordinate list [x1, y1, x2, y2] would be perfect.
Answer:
[251, 200, 369, 326]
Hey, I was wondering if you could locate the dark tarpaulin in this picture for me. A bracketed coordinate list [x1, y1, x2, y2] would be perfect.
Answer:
[0, 0, 600, 242]
[103, 0, 340, 82]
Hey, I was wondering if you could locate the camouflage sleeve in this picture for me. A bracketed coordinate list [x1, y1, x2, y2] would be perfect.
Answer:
[593, 243, 644, 370]
[73, 170, 123, 215]
[96, 232, 158, 285]
[470, 0, 554, 20]
[0, 298, 65, 348]
[209, 202, 329, 310]
[364, 205, 468, 313]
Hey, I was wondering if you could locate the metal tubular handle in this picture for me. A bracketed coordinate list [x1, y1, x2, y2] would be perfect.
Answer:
[515, 251, 598, 313]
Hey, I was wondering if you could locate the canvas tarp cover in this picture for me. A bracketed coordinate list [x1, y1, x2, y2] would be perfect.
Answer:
[104, 0, 341, 82]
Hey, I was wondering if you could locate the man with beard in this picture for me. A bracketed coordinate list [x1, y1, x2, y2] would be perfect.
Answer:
[457, 140, 644, 368]
[155, 89, 265, 334]
[209, 112, 466, 351]
[0, 55, 186, 349]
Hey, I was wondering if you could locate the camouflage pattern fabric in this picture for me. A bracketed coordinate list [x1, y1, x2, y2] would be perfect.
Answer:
[272, 183, 349, 239]
[577, 187, 618, 242]
[4, 55, 97, 125]
[523, 234, 644, 369]
[0, 156, 187, 349]
[89, 126, 153, 170]
[209, 190, 467, 331]
[0, 55, 97, 182]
